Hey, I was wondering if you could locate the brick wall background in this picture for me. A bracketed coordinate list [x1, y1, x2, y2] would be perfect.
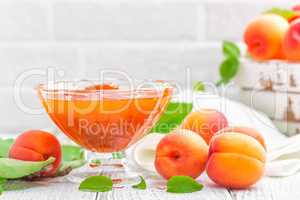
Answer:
[0, 0, 295, 133]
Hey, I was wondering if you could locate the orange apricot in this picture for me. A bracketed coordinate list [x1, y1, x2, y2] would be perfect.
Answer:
[155, 129, 208, 180]
[206, 132, 266, 189]
[9, 130, 62, 177]
[181, 109, 228, 144]
[244, 14, 289, 61]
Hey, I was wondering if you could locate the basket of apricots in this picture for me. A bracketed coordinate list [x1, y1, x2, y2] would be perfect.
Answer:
[134, 109, 267, 189]
[235, 5, 300, 136]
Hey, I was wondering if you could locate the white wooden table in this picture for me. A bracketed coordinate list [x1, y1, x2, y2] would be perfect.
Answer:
[2, 172, 300, 200]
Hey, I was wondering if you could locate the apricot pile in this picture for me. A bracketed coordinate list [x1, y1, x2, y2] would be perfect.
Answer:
[244, 5, 300, 61]
[155, 109, 267, 189]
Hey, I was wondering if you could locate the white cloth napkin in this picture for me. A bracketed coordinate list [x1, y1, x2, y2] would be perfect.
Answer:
[266, 134, 300, 177]
[132, 92, 300, 177]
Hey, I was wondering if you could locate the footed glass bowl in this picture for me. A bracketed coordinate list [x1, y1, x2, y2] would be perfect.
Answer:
[37, 79, 173, 182]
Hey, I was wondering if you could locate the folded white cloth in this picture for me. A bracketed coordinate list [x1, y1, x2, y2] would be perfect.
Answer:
[266, 134, 300, 177]
[131, 92, 300, 177]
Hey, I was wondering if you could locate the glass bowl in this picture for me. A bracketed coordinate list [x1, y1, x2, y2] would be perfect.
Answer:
[36, 79, 174, 183]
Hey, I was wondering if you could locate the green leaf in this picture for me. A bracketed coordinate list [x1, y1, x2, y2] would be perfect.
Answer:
[0, 178, 6, 195]
[193, 81, 205, 92]
[217, 56, 240, 86]
[0, 157, 55, 179]
[0, 139, 14, 158]
[150, 102, 193, 133]
[217, 41, 240, 86]
[167, 176, 203, 193]
[132, 176, 146, 190]
[79, 176, 113, 192]
[61, 145, 84, 161]
[220, 57, 239, 81]
[223, 41, 240, 58]
[265, 7, 297, 21]
[57, 145, 86, 175]
[0, 178, 6, 185]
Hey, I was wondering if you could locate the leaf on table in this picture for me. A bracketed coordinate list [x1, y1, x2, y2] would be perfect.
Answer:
[0, 139, 14, 158]
[61, 145, 84, 161]
[132, 176, 147, 190]
[79, 176, 113, 192]
[57, 145, 86, 176]
[150, 102, 193, 133]
[167, 176, 203, 193]
[0, 178, 6, 195]
[0, 178, 6, 185]
[0, 157, 55, 179]
[265, 7, 297, 21]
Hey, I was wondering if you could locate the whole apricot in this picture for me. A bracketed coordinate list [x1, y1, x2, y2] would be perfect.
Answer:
[181, 109, 228, 144]
[206, 132, 266, 189]
[155, 129, 208, 180]
[244, 14, 289, 61]
[9, 130, 62, 177]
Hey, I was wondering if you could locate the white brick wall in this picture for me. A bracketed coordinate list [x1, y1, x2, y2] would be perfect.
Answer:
[0, 0, 295, 132]
[0, 88, 51, 133]
[0, 2, 48, 41]
[0, 45, 80, 87]
[80, 43, 222, 81]
[54, 2, 201, 41]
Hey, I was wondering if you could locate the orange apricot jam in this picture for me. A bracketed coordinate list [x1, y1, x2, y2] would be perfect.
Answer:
[38, 84, 172, 152]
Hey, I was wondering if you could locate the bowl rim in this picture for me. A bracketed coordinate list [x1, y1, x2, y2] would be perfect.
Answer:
[36, 79, 174, 95]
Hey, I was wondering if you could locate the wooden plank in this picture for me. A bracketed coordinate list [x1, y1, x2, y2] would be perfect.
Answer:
[97, 187, 232, 200]
[229, 174, 300, 200]
[4, 176, 300, 200]
[5, 174, 300, 200]
[1, 182, 97, 200]
[0, 178, 232, 200]
[96, 174, 232, 200]
[0, 169, 233, 200]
